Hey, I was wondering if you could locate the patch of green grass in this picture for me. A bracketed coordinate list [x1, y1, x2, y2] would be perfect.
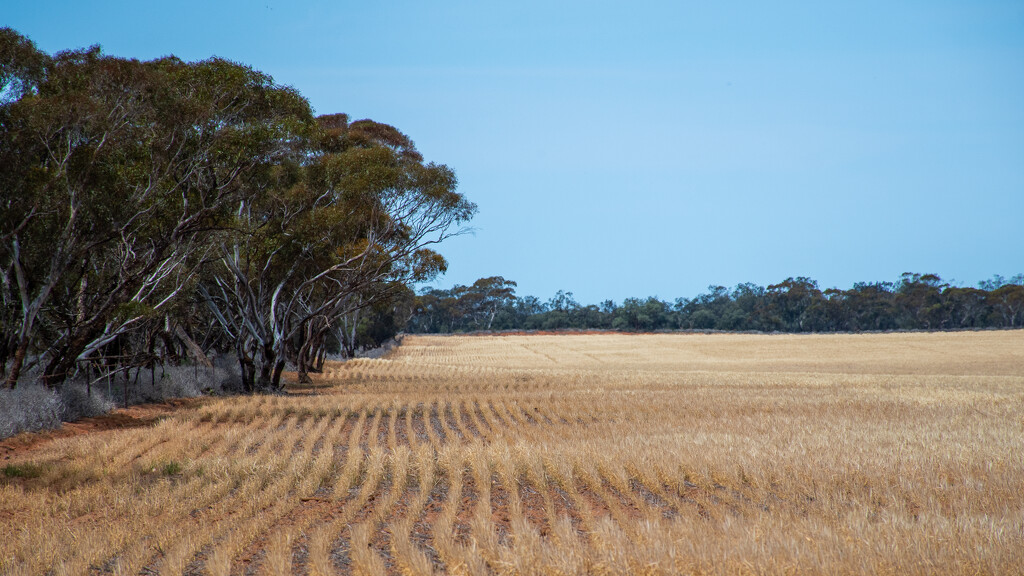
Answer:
[160, 460, 182, 476]
[2, 462, 44, 479]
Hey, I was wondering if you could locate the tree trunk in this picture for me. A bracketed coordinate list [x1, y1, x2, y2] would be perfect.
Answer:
[256, 342, 276, 391]
[237, 350, 255, 394]
[158, 331, 180, 364]
[7, 236, 66, 389]
[271, 359, 286, 390]
[296, 339, 313, 384]
[345, 308, 359, 358]
[5, 337, 29, 389]
[175, 325, 212, 367]
[295, 320, 314, 383]
[315, 344, 326, 371]
[42, 329, 98, 388]
[0, 335, 10, 380]
[309, 332, 325, 372]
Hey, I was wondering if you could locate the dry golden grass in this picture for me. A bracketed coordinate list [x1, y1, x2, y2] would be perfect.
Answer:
[1, 331, 1022, 575]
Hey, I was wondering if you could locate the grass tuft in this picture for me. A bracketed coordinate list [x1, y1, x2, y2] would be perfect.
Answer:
[2, 462, 44, 479]
[160, 461, 182, 476]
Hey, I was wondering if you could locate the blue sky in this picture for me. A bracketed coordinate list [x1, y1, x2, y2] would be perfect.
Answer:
[6, 1, 1023, 302]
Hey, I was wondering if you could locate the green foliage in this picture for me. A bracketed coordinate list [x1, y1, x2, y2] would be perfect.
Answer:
[160, 460, 182, 476]
[0, 28, 49, 103]
[112, 301, 157, 324]
[1, 28, 475, 397]
[408, 274, 1024, 334]
[196, 97, 473, 388]
[2, 462, 44, 479]
[1, 29, 317, 387]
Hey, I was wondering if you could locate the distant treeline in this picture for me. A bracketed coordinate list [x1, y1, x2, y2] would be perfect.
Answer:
[406, 274, 1024, 334]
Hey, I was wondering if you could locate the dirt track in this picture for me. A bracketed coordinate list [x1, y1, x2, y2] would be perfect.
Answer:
[0, 397, 205, 460]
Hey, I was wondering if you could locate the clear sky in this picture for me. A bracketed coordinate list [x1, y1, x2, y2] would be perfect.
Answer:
[6, 1, 1023, 303]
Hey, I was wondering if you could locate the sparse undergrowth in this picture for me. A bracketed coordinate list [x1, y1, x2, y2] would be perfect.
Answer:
[0, 360, 243, 440]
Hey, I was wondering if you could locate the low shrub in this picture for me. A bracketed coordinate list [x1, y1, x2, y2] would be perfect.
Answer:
[210, 356, 243, 394]
[81, 361, 231, 406]
[59, 382, 115, 422]
[0, 385, 61, 439]
[1, 356, 279, 440]
[0, 361, 222, 440]
[156, 365, 203, 398]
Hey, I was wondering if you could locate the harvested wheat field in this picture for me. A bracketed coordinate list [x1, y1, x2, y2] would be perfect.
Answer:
[2, 331, 1023, 575]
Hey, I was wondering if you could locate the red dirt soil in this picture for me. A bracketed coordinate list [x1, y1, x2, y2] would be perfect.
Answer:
[0, 397, 205, 460]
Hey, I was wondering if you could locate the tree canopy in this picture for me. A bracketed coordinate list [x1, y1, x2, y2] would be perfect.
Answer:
[408, 274, 1024, 334]
[1, 29, 474, 391]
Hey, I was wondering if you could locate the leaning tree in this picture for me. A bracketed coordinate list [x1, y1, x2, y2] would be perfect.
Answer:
[201, 114, 475, 391]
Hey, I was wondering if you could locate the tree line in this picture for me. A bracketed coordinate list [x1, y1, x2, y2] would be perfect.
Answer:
[0, 29, 474, 392]
[3, 29, 1020, 400]
[407, 273, 1024, 334]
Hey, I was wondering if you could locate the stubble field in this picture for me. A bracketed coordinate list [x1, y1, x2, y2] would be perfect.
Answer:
[1, 331, 1023, 575]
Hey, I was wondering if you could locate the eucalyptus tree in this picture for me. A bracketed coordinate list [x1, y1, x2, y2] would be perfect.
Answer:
[1, 29, 52, 384]
[0, 29, 313, 387]
[988, 283, 1024, 327]
[202, 114, 475, 391]
[464, 276, 518, 330]
[895, 273, 946, 330]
